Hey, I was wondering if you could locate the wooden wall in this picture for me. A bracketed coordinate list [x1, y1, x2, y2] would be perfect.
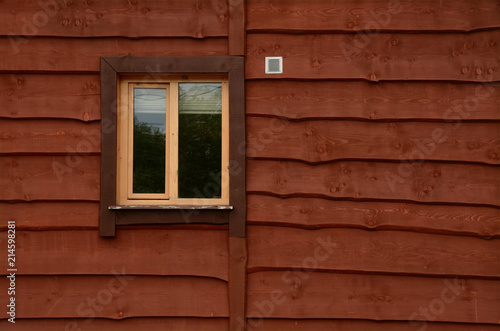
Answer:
[0, 0, 230, 330]
[245, 0, 500, 330]
[0, 0, 499, 331]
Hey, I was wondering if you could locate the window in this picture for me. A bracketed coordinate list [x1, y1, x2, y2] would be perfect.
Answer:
[100, 57, 245, 237]
[117, 76, 229, 206]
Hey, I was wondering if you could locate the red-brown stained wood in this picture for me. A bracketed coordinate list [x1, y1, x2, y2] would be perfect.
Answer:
[246, 226, 500, 278]
[247, 195, 500, 238]
[247, 118, 500, 165]
[229, 0, 246, 55]
[247, 80, 500, 121]
[0, 37, 227, 72]
[246, 31, 500, 81]
[247, 0, 500, 32]
[0, 275, 228, 318]
[0, 74, 100, 121]
[0, 119, 100, 154]
[0, 0, 228, 38]
[0, 202, 98, 230]
[247, 271, 500, 323]
[0, 229, 229, 280]
[0, 155, 100, 201]
[229, 237, 247, 331]
[247, 160, 500, 207]
[244, 319, 500, 331]
[0, 318, 229, 331]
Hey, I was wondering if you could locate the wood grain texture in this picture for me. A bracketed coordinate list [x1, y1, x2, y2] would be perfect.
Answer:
[246, 226, 500, 278]
[247, 271, 500, 323]
[0, 275, 228, 318]
[229, 237, 247, 331]
[247, 160, 500, 207]
[246, 80, 500, 121]
[0, 202, 98, 230]
[0, 37, 227, 72]
[247, 195, 500, 238]
[0, 74, 100, 121]
[229, 0, 246, 55]
[247, 0, 500, 32]
[246, 31, 500, 81]
[0, 119, 101, 154]
[0, 0, 228, 38]
[243, 319, 500, 331]
[0, 229, 229, 280]
[0, 155, 100, 201]
[0, 318, 228, 331]
[247, 118, 500, 165]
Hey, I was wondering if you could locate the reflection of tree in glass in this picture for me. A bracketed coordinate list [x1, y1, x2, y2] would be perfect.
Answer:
[133, 118, 166, 194]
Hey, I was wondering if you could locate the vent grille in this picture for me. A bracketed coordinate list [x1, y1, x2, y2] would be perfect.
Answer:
[265, 57, 283, 74]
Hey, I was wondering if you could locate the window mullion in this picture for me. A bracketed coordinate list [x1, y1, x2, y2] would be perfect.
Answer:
[169, 82, 179, 199]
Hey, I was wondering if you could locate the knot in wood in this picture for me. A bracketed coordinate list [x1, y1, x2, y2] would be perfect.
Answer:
[490, 152, 498, 160]
[74, 19, 82, 26]
[452, 49, 461, 57]
[390, 39, 399, 46]
[141, 8, 151, 14]
[461, 66, 469, 74]
[347, 21, 355, 29]
[17, 78, 24, 86]
[475, 67, 483, 75]
[488, 68, 494, 74]
[317, 145, 327, 153]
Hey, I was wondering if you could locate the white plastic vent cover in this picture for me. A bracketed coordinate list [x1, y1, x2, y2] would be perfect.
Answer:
[265, 57, 283, 74]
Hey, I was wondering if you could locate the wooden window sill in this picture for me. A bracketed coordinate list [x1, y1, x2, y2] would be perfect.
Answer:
[109, 205, 233, 210]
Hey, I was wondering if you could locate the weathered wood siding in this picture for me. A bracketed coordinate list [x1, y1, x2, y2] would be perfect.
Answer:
[245, 0, 500, 330]
[0, 0, 230, 330]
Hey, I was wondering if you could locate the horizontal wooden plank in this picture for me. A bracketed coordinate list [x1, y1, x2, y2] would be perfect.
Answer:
[247, 226, 500, 278]
[0, 155, 100, 201]
[247, 271, 500, 323]
[0, 318, 228, 331]
[0, 275, 228, 319]
[0, 229, 228, 280]
[247, 80, 500, 121]
[247, 195, 500, 238]
[0, 0, 227, 38]
[0, 202, 98, 230]
[247, 160, 500, 207]
[0, 37, 227, 72]
[247, 118, 500, 165]
[0, 119, 101, 154]
[246, 31, 500, 81]
[245, 319, 500, 331]
[0, 74, 100, 121]
[247, 0, 500, 32]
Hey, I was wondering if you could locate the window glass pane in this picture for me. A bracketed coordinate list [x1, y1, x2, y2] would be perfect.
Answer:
[178, 83, 222, 199]
[133, 88, 166, 194]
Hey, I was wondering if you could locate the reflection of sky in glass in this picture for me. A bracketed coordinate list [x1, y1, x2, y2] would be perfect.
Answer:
[179, 83, 222, 114]
[134, 88, 166, 133]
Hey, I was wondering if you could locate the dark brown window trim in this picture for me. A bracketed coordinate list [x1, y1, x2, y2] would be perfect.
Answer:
[99, 56, 246, 238]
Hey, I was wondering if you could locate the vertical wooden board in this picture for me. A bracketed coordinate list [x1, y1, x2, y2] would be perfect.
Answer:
[229, 237, 247, 331]
[246, 226, 500, 277]
[0, 318, 229, 331]
[0, 276, 229, 318]
[0, 229, 229, 280]
[0, 119, 101, 154]
[0, 0, 228, 38]
[247, 160, 500, 206]
[246, 31, 500, 81]
[0, 202, 99, 230]
[247, 195, 500, 238]
[246, 0, 500, 32]
[229, 0, 246, 55]
[247, 271, 500, 323]
[0, 74, 100, 121]
[246, 80, 500, 121]
[0, 155, 100, 201]
[246, 118, 500, 164]
[0, 37, 228, 72]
